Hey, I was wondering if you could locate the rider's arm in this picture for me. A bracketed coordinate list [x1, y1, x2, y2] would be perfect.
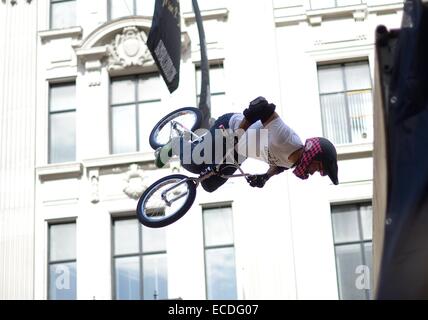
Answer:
[238, 112, 279, 131]
[247, 165, 286, 188]
[240, 96, 277, 130]
[238, 117, 252, 131]
[265, 165, 286, 180]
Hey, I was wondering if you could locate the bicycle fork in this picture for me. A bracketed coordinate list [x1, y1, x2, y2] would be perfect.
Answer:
[161, 178, 193, 207]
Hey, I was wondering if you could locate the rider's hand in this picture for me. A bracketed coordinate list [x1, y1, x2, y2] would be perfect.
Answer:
[243, 97, 276, 124]
[246, 174, 269, 188]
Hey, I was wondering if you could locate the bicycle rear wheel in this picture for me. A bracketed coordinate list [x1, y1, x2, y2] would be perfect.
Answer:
[136, 174, 197, 228]
[149, 107, 202, 150]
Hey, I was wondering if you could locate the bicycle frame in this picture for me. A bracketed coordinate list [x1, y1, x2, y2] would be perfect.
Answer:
[160, 123, 250, 206]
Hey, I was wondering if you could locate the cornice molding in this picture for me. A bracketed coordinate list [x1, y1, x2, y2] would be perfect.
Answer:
[275, 2, 404, 27]
[39, 27, 83, 43]
[183, 8, 229, 25]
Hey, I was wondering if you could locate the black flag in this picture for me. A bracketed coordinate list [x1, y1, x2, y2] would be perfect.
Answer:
[147, 0, 181, 93]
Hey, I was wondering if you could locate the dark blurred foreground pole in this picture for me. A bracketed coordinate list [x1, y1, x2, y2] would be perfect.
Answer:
[192, 0, 211, 129]
[375, 0, 428, 299]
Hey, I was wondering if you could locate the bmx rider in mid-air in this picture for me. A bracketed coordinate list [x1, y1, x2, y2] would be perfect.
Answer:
[155, 96, 339, 192]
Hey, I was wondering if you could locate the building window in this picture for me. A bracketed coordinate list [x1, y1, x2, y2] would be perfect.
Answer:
[317, 61, 373, 145]
[48, 222, 77, 300]
[309, 0, 365, 10]
[110, 74, 163, 154]
[196, 63, 228, 120]
[108, 0, 155, 20]
[331, 202, 373, 300]
[50, 0, 77, 29]
[49, 83, 76, 164]
[203, 206, 237, 300]
[113, 218, 168, 300]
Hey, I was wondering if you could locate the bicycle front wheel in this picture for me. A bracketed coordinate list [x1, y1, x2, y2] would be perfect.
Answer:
[136, 174, 197, 228]
[149, 107, 202, 150]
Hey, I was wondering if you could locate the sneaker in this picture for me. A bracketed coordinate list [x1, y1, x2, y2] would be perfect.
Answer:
[155, 141, 173, 168]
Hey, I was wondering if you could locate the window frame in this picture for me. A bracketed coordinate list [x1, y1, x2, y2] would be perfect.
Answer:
[195, 62, 227, 119]
[47, 221, 77, 300]
[50, 0, 77, 30]
[317, 60, 373, 145]
[48, 82, 77, 164]
[202, 205, 238, 300]
[109, 73, 162, 155]
[108, 0, 137, 21]
[111, 216, 168, 300]
[331, 201, 373, 300]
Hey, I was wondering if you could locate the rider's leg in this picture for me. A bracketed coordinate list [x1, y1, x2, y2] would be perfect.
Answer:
[155, 130, 206, 171]
[173, 136, 208, 174]
[200, 113, 243, 193]
[201, 165, 239, 193]
[175, 112, 238, 174]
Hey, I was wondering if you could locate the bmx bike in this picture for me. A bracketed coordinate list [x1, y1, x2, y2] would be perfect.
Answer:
[136, 107, 251, 228]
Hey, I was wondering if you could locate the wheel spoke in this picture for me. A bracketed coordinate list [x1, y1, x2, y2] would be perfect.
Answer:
[142, 178, 190, 222]
[152, 109, 199, 147]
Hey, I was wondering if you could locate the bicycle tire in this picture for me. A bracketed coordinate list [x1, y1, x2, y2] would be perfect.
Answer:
[136, 174, 197, 228]
[149, 107, 202, 150]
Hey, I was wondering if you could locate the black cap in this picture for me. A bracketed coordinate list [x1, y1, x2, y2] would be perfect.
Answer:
[317, 138, 339, 185]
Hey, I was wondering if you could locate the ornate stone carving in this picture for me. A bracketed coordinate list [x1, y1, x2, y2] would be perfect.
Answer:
[85, 60, 102, 87]
[2, 0, 32, 4]
[107, 26, 153, 71]
[1, 0, 32, 6]
[89, 169, 100, 204]
[353, 10, 367, 22]
[123, 164, 147, 200]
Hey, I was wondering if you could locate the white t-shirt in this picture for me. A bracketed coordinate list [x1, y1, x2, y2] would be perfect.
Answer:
[229, 113, 303, 168]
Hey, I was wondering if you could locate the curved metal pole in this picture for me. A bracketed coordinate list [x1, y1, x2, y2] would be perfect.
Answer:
[192, 0, 211, 129]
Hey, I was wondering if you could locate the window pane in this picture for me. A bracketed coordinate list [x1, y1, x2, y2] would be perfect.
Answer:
[49, 262, 77, 300]
[138, 101, 162, 153]
[332, 206, 360, 243]
[50, 112, 76, 163]
[204, 207, 234, 247]
[142, 225, 166, 253]
[335, 244, 366, 300]
[318, 66, 345, 94]
[51, 1, 76, 29]
[137, 102, 155, 152]
[344, 62, 372, 91]
[50, 84, 75, 112]
[143, 254, 168, 300]
[360, 205, 373, 240]
[363, 242, 374, 299]
[114, 219, 139, 255]
[319, 62, 373, 145]
[49, 223, 76, 262]
[111, 79, 136, 105]
[320, 93, 349, 144]
[136, 0, 155, 16]
[347, 91, 373, 143]
[110, 0, 135, 20]
[209, 94, 228, 120]
[138, 74, 163, 101]
[115, 257, 140, 300]
[206, 247, 237, 300]
[196, 66, 225, 94]
[111, 105, 137, 154]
